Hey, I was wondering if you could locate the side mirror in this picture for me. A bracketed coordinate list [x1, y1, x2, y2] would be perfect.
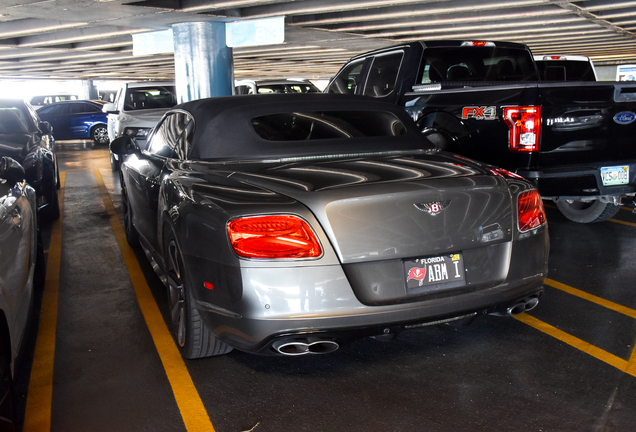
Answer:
[0, 157, 25, 185]
[39, 121, 53, 135]
[110, 136, 139, 156]
[102, 102, 119, 114]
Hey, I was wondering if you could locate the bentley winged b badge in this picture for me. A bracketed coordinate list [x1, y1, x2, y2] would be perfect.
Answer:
[414, 200, 451, 216]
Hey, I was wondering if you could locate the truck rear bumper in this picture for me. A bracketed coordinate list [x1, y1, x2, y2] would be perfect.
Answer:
[518, 162, 636, 199]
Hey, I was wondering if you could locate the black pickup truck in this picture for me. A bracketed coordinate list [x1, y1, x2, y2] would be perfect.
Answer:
[325, 40, 636, 223]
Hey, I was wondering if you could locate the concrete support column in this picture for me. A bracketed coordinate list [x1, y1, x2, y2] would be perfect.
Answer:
[82, 80, 98, 100]
[172, 21, 234, 104]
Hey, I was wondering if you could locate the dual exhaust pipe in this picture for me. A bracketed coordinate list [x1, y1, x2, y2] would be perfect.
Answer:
[506, 295, 540, 316]
[273, 339, 339, 356]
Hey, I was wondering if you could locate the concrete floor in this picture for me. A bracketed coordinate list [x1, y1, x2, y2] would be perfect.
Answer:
[14, 141, 636, 432]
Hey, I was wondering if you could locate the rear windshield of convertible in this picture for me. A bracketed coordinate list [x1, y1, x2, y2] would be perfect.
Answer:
[251, 111, 407, 140]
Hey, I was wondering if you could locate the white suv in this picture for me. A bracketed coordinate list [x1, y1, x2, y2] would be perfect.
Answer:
[103, 81, 176, 169]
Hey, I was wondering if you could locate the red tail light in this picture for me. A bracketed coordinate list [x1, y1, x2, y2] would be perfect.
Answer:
[517, 190, 546, 231]
[227, 215, 322, 259]
[503, 106, 541, 152]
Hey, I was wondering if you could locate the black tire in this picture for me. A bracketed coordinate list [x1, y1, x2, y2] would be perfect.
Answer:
[165, 234, 232, 359]
[121, 179, 139, 248]
[555, 199, 621, 223]
[110, 152, 119, 172]
[0, 338, 17, 432]
[40, 187, 60, 222]
[55, 155, 60, 190]
[34, 229, 46, 291]
[91, 124, 109, 145]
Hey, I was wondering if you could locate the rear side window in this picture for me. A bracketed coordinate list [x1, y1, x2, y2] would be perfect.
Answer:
[251, 111, 407, 141]
[67, 103, 100, 114]
[37, 105, 65, 116]
[364, 52, 403, 97]
[418, 47, 538, 83]
[327, 60, 365, 94]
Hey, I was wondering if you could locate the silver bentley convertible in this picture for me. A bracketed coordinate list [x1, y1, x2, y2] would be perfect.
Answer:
[110, 93, 549, 358]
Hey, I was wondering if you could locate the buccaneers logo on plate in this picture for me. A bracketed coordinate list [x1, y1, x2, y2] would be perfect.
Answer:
[407, 267, 426, 281]
[414, 200, 451, 216]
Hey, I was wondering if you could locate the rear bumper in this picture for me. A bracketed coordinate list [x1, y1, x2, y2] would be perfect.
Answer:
[519, 161, 636, 199]
[198, 262, 546, 355]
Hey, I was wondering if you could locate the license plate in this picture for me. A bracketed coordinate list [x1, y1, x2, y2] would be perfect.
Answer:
[601, 166, 629, 186]
[404, 253, 465, 290]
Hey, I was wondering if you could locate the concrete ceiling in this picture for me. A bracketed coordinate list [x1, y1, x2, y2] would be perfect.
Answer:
[0, 0, 634, 82]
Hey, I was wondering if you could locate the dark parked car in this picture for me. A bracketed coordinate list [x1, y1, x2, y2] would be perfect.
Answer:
[37, 100, 109, 145]
[0, 99, 59, 221]
[0, 156, 45, 429]
[111, 93, 549, 359]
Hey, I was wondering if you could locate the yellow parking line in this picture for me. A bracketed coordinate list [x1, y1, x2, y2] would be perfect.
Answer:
[514, 314, 632, 377]
[23, 173, 66, 432]
[628, 345, 636, 376]
[545, 278, 636, 320]
[515, 278, 636, 378]
[92, 167, 215, 432]
[609, 218, 636, 227]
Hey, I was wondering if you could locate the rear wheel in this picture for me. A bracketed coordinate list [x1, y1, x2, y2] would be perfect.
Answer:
[165, 234, 232, 359]
[555, 199, 621, 223]
[34, 229, 46, 290]
[0, 337, 17, 432]
[41, 186, 60, 222]
[91, 124, 109, 145]
[121, 177, 139, 248]
[110, 152, 119, 172]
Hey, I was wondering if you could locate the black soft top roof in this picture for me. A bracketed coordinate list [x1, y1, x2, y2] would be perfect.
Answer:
[175, 93, 429, 161]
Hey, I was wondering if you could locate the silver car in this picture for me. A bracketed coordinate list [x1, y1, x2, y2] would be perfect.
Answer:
[110, 93, 549, 358]
[0, 156, 44, 426]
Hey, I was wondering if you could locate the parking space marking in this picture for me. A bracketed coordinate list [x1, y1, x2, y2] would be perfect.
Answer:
[23, 173, 65, 432]
[545, 278, 636, 319]
[516, 277, 636, 378]
[608, 218, 636, 227]
[92, 168, 216, 432]
[515, 314, 632, 376]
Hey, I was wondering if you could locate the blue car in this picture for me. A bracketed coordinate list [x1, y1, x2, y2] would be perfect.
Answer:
[37, 100, 109, 144]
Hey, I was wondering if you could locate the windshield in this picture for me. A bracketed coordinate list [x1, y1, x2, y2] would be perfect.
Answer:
[536, 60, 596, 81]
[124, 86, 177, 111]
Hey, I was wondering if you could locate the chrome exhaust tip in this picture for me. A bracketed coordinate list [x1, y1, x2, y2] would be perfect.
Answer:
[273, 339, 339, 356]
[507, 295, 540, 315]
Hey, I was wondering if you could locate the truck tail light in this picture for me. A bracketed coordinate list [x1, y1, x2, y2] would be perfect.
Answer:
[227, 215, 322, 259]
[517, 190, 546, 232]
[503, 106, 541, 152]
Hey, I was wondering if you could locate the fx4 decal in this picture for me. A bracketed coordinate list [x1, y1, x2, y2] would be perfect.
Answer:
[462, 106, 497, 120]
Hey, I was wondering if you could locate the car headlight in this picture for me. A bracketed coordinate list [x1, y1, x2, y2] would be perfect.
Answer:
[124, 127, 150, 139]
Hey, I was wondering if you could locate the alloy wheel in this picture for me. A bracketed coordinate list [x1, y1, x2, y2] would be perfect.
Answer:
[166, 240, 186, 347]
